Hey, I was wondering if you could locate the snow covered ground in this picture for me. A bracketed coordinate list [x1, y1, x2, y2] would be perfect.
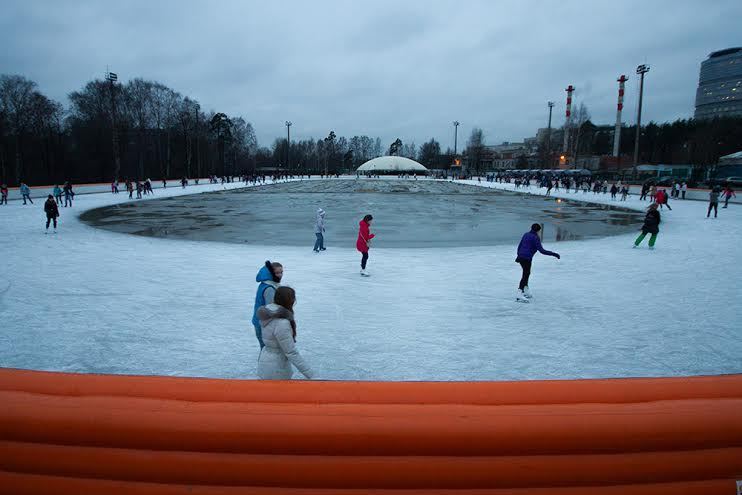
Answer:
[1, 177, 739, 381]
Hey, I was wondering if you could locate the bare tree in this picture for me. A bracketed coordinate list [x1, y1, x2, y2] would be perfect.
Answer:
[570, 103, 591, 161]
[388, 138, 402, 156]
[418, 138, 441, 168]
[0, 75, 37, 181]
[466, 127, 485, 175]
[124, 79, 155, 179]
[401, 141, 416, 159]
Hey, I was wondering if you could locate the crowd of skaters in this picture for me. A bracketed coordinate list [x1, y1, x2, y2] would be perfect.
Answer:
[250, 210, 565, 379]
[0, 173, 738, 380]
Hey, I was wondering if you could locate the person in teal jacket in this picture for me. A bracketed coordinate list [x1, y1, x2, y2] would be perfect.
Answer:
[53, 184, 63, 205]
[252, 261, 283, 348]
[20, 183, 33, 204]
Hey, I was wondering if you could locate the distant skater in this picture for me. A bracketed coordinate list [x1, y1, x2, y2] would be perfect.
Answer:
[656, 189, 671, 210]
[357, 214, 375, 277]
[1, 184, 8, 205]
[63, 181, 74, 207]
[721, 185, 736, 208]
[44, 194, 59, 233]
[634, 203, 661, 249]
[256, 286, 315, 380]
[313, 208, 326, 252]
[20, 182, 33, 204]
[707, 186, 720, 218]
[639, 183, 649, 201]
[252, 261, 283, 349]
[515, 223, 560, 302]
[53, 184, 63, 205]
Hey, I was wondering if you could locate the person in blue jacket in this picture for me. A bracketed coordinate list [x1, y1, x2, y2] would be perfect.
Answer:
[252, 260, 283, 348]
[515, 224, 560, 302]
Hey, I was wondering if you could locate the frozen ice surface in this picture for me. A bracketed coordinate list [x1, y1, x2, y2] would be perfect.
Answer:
[0, 177, 740, 381]
[80, 180, 644, 247]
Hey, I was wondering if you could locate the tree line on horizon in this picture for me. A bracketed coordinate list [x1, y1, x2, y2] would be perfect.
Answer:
[1, 73, 740, 186]
[550, 103, 742, 169]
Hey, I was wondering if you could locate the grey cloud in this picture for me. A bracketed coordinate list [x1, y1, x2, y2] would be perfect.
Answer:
[1, 0, 740, 150]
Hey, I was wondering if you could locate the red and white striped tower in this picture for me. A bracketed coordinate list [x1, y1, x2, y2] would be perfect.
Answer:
[562, 85, 574, 154]
[613, 75, 628, 157]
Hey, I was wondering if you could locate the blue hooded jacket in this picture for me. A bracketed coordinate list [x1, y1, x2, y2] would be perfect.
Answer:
[252, 263, 278, 327]
[517, 231, 557, 260]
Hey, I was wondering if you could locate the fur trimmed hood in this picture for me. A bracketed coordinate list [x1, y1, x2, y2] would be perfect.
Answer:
[257, 303, 294, 324]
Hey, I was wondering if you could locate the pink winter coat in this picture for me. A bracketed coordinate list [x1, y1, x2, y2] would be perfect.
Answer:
[356, 220, 375, 253]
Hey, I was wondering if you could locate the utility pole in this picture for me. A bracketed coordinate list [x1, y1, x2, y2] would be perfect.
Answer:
[106, 71, 120, 181]
[546, 101, 554, 166]
[285, 121, 292, 176]
[633, 64, 650, 174]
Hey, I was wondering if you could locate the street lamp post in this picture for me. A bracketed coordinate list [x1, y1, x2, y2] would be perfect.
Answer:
[452, 121, 460, 175]
[633, 64, 650, 175]
[547, 102, 554, 167]
[106, 71, 120, 181]
[285, 121, 292, 177]
[453, 121, 460, 156]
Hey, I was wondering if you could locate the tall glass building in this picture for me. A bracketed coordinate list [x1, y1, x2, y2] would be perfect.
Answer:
[694, 47, 742, 120]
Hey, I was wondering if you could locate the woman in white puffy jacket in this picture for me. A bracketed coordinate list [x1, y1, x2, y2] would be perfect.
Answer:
[256, 286, 315, 380]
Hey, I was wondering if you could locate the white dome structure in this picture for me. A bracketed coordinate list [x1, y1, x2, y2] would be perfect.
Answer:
[357, 156, 428, 173]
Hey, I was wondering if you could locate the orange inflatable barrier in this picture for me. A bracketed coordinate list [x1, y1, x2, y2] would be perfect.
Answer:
[1, 368, 741, 494]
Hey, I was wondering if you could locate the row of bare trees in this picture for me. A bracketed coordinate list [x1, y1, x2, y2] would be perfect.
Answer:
[269, 132, 385, 174]
[0, 74, 258, 186]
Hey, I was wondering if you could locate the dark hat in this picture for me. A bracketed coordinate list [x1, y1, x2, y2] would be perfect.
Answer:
[531, 223, 541, 232]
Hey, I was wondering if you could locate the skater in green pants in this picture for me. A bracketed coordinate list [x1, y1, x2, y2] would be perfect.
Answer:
[634, 203, 661, 249]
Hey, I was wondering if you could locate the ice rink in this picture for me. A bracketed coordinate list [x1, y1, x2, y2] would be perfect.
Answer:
[1, 177, 740, 381]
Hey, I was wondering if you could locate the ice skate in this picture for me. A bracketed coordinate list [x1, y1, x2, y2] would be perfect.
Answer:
[516, 290, 530, 303]
[360, 269, 370, 277]
[522, 286, 533, 299]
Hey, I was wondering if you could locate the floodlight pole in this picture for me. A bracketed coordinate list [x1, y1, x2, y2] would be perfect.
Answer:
[633, 64, 650, 175]
[106, 71, 120, 181]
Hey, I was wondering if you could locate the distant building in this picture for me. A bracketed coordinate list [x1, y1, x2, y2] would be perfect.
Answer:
[694, 47, 742, 120]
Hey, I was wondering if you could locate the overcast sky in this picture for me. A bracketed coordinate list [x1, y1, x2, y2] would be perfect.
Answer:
[1, 0, 740, 150]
